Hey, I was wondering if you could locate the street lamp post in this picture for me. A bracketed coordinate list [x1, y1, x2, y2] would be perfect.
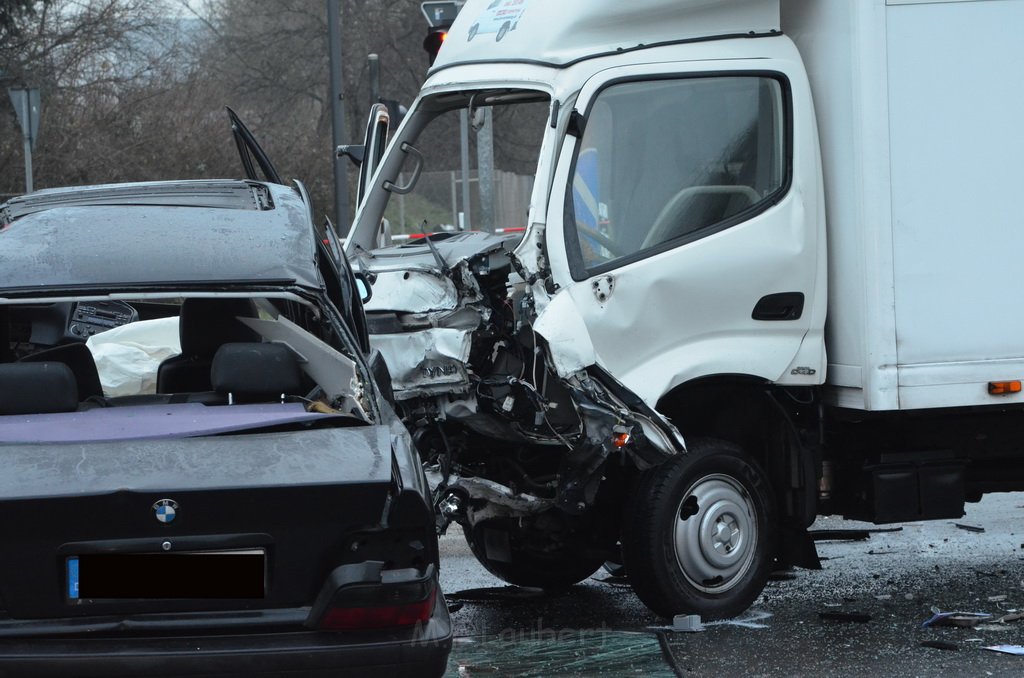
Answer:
[327, 0, 349, 235]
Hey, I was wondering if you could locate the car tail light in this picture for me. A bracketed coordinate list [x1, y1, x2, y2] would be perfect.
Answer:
[320, 589, 437, 631]
[307, 562, 437, 632]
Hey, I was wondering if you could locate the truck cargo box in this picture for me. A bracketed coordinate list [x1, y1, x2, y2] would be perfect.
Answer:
[783, 0, 1024, 411]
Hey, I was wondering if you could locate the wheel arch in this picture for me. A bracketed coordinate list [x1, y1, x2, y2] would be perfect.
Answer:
[655, 373, 821, 568]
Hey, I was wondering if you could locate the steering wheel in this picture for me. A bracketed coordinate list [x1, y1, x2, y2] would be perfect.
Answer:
[641, 185, 760, 250]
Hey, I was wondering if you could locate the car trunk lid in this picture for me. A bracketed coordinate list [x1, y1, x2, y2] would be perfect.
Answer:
[0, 425, 394, 621]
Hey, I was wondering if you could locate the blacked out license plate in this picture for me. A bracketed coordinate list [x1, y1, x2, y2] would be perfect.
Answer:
[67, 549, 265, 601]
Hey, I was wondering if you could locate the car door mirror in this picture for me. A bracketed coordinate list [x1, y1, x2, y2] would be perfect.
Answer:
[354, 271, 373, 303]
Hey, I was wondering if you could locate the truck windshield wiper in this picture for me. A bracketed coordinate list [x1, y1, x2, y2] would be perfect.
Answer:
[422, 229, 452, 278]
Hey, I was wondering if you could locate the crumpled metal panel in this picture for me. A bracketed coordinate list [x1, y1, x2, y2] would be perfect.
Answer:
[533, 289, 597, 378]
[365, 270, 459, 314]
[373, 328, 474, 398]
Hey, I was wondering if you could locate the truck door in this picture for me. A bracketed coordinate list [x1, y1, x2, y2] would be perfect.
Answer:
[544, 62, 825, 406]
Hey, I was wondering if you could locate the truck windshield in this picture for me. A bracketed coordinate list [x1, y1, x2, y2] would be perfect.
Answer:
[382, 91, 549, 241]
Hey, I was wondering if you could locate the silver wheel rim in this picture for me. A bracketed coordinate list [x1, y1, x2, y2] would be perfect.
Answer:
[673, 473, 757, 594]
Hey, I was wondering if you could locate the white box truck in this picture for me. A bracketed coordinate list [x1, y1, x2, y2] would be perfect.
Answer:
[343, 0, 1024, 618]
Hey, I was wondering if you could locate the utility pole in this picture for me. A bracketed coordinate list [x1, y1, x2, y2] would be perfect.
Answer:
[476, 108, 494, 232]
[8, 87, 40, 194]
[459, 109, 472, 231]
[327, 0, 349, 234]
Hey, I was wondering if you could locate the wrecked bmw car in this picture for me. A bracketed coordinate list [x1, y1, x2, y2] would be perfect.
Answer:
[0, 118, 450, 676]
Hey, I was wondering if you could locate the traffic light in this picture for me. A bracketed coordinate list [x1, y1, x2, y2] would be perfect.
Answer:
[420, 2, 461, 66]
[423, 26, 448, 66]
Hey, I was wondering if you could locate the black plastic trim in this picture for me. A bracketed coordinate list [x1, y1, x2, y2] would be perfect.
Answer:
[752, 292, 805, 321]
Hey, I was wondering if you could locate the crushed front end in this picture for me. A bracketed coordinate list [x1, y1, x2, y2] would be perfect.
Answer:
[354, 227, 683, 586]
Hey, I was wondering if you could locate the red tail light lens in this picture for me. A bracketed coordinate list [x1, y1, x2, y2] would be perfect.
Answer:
[320, 589, 436, 631]
[309, 563, 438, 632]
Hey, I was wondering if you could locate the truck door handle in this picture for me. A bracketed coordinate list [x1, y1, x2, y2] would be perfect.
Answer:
[752, 292, 804, 321]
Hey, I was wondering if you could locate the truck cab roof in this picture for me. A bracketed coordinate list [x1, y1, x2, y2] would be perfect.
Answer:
[432, 0, 780, 72]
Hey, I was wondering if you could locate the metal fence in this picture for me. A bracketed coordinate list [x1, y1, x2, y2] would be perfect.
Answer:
[384, 169, 534, 235]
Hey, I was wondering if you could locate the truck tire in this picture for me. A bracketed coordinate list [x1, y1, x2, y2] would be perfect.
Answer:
[468, 23, 478, 41]
[622, 438, 777, 619]
[496, 22, 510, 42]
[463, 521, 605, 589]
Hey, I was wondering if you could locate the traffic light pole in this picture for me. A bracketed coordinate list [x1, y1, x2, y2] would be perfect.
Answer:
[327, 0, 350, 235]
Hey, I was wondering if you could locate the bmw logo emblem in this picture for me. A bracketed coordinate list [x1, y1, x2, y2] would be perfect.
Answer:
[153, 499, 179, 524]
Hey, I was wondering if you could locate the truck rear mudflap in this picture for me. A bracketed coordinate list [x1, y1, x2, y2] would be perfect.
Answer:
[0, 426, 402, 621]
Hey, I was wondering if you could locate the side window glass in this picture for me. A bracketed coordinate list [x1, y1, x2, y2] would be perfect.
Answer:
[569, 76, 786, 273]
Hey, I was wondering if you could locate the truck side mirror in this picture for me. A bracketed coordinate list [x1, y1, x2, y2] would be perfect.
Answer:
[336, 144, 366, 167]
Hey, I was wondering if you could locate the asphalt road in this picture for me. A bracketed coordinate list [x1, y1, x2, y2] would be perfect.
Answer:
[439, 492, 1024, 676]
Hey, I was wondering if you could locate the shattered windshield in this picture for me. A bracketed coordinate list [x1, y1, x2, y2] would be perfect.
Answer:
[381, 91, 549, 240]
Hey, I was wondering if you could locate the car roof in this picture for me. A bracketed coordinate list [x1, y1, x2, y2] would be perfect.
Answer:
[0, 180, 322, 297]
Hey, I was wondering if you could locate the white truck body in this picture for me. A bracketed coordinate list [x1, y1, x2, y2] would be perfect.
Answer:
[783, 0, 1024, 411]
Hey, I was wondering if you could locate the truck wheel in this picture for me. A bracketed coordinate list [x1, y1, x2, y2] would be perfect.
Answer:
[464, 521, 605, 589]
[622, 438, 776, 619]
[496, 22, 510, 42]
[468, 23, 478, 41]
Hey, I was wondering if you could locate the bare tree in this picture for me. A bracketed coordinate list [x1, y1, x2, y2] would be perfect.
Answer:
[1, 0, 432, 220]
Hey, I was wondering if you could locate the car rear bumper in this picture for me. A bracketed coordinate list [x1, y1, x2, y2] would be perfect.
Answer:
[0, 596, 452, 678]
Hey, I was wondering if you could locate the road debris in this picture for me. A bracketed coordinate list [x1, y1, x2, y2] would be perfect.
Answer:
[447, 586, 549, 602]
[921, 608, 992, 628]
[703, 610, 774, 629]
[983, 645, 1024, 656]
[956, 523, 986, 533]
[672, 615, 705, 633]
[809, 529, 870, 542]
[653, 610, 772, 632]
[769, 569, 798, 581]
[808, 527, 904, 542]
[920, 640, 959, 651]
[819, 612, 872, 623]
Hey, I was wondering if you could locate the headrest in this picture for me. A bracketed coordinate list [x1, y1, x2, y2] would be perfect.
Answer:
[210, 343, 302, 401]
[178, 298, 259, 357]
[0, 362, 79, 415]
[20, 342, 104, 400]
